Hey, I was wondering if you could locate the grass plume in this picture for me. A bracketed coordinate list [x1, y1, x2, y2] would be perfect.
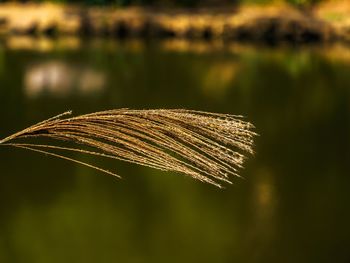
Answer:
[0, 109, 256, 188]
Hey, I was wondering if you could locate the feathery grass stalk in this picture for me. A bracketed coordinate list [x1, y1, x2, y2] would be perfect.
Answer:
[0, 109, 256, 188]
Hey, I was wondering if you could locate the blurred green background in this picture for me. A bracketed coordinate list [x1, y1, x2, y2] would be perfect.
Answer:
[0, 39, 349, 263]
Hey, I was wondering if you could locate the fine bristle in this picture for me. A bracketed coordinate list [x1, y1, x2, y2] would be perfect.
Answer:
[0, 109, 256, 187]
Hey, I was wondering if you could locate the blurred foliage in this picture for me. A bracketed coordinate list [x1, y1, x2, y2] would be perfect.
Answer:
[285, 0, 322, 7]
[0, 0, 327, 6]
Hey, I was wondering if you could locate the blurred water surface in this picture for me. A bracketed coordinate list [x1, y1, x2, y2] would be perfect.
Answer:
[0, 38, 349, 263]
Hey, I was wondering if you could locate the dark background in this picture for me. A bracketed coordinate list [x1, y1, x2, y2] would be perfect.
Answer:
[0, 39, 349, 262]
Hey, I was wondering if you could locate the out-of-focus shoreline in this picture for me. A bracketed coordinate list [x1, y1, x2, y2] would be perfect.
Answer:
[0, 2, 349, 44]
